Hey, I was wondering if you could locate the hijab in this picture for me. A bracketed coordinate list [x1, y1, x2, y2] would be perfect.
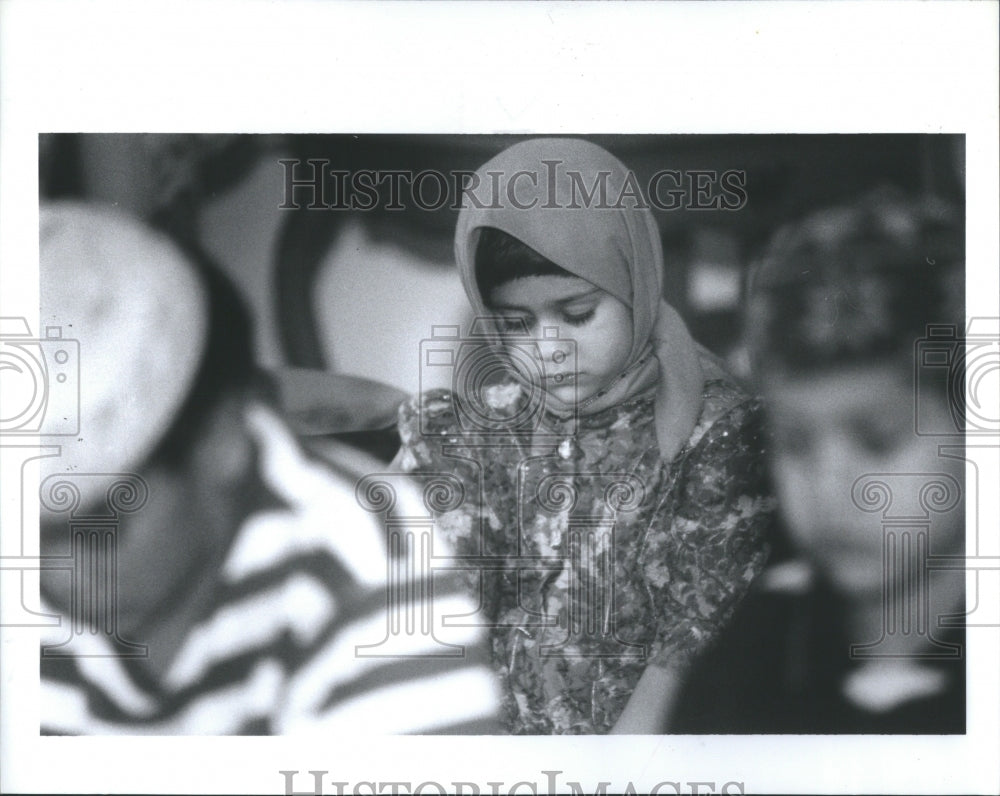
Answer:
[454, 138, 704, 461]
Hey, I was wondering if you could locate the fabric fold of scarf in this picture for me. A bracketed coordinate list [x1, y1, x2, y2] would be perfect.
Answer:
[454, 138, 704, 461]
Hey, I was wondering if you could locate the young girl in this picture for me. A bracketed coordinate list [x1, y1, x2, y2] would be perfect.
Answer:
[393, 139, 773, 734]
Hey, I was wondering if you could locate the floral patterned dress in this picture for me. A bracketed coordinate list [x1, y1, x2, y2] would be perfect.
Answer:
[394, 362, 773, 734]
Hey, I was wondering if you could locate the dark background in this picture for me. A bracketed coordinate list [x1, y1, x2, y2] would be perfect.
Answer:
[40, 133, 965, 382]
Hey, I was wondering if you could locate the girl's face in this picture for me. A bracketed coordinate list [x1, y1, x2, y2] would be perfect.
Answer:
[488, 275, 633, 405]
[762, 363, 964, 596]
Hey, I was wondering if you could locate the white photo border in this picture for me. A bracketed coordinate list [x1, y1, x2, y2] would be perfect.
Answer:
[1, 2, 998, 794]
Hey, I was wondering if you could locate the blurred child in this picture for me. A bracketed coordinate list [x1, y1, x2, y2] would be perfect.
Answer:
[671, 189, 966, 733]
[38, 202, 500, 734]
[393, 139, 773, 734]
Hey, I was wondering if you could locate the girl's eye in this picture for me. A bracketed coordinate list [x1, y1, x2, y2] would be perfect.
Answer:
[562, 307, 596, 326]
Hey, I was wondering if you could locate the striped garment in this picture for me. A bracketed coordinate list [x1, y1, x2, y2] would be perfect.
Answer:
[40, 404, 500, 734]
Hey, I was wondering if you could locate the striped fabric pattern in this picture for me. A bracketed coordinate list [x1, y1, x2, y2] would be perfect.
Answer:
[40, 404, 500, 735]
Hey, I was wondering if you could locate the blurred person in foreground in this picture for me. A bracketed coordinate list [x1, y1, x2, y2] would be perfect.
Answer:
[37, 201, 500, 734]
[671, 189, 966, 733]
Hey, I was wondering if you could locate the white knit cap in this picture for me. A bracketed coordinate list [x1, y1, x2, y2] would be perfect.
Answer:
[39, 202, 209, 510]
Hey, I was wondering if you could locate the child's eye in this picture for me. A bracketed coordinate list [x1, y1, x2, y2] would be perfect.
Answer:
[562, 308, 596, 326]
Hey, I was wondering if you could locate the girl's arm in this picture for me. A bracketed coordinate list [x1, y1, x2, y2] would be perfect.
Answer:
[610, 663, 684, 734]
[639, 393, 775, 732]
[390, 391, 485, 549]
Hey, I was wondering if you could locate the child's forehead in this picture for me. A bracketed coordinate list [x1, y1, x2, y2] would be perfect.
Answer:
[488, 274, 602, 307]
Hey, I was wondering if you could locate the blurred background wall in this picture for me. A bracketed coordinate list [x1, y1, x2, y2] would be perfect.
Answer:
[39, 133, 964, 395]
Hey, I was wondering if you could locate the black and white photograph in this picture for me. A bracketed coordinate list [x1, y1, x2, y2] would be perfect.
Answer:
[1, 3, 998, 795]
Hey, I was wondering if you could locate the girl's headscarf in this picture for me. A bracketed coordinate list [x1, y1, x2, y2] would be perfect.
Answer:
[454, 138, 704, 461]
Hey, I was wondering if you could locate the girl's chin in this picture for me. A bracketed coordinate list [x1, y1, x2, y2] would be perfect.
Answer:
[542, 382, 592, 406]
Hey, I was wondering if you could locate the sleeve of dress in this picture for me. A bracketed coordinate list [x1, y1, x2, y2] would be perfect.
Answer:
[390, 390, 497, 559]
[390, 391, 517, 639]
[644, 395, 775, 672]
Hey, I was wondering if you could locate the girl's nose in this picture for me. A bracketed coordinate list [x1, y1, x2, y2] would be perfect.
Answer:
[536, 340, 570, 366]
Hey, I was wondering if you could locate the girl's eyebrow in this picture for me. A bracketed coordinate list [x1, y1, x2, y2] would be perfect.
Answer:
[491, 287, 602, 312]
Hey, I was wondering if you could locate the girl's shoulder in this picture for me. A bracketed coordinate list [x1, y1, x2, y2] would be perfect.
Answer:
[686, 349, 762, 450]
[397, 388, 463, 443]
[395, 387, 529, 477]
[398, 383, 527, 444]
[394, 389, 468, 474]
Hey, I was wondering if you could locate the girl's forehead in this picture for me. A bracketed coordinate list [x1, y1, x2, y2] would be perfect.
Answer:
[488, 274, 601, 308]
